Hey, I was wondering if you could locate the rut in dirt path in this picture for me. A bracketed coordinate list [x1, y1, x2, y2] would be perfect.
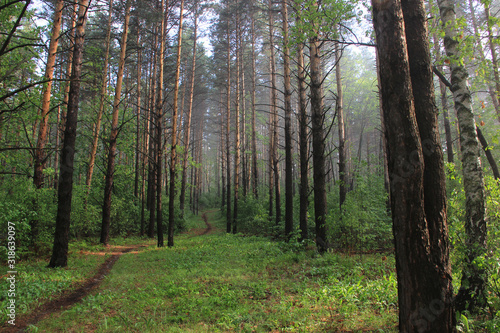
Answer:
[201, 212, 213, 235]
[2, 244, 147, 333]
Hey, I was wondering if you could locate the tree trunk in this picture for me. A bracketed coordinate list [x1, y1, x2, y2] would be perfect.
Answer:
[335, 39, 347, 211]
[233, 12, 241, 234]
[485, 3, 500, 122]
[282, 0, 293, 240]
[476, 126, 500, 180]
[309, 18, 327, 253]
[250, 12, 258, 199]
[373, 0, 454, 331]
[297, 30, 309, 242]
[48, 0, 91, 268]
[180, 4, 198, 219]
[100, 0, 132, 245]
[226, 23, 232, 234]
[269, 0, 281, 226]
[168, 0, 184, 247]
[33, 0, 64, 189]
[85, 0, 113, 200]
[156, 0, 167, 248]
[134, 26, 142, 199]
[401, 0, 454, 326]
[437, 0, 488, 312]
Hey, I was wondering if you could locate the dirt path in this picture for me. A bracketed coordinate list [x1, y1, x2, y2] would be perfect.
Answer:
[2, 244, 147, 333]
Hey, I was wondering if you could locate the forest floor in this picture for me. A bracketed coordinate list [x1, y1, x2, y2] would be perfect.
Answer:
[2, 210, 400, 332]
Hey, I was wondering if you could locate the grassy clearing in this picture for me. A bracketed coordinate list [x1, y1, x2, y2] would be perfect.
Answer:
[28, 211, 398, 332]
[1, 237, 156, 325]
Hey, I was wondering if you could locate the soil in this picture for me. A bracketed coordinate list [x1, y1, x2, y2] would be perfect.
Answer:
[3, 213, 216, 332]
[2, 244, 146, 333]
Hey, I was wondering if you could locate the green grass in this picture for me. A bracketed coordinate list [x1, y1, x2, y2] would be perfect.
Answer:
[27, 211, 398, 332]
[1, 237, 156, 325]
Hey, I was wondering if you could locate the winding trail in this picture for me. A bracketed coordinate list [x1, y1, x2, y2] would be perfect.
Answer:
[3, 211, 218, 332]
[3, 244, 147, 333]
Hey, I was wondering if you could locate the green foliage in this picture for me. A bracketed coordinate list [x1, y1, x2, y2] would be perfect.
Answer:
[0, 177, 56, 258]
[28, 222, 398, 332]
[447, 163, 500, 328]
[327, 170, 392, 251]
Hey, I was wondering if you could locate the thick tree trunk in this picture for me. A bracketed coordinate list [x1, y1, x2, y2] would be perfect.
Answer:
[401, 0, 454, 326]
[85, 0, 113, 200]
[33, 0, 64, 189]
[310, 31, 327, 253]
[373, 0, 455, 331]
[100, 0, 132, 245]
[282, 0, 293, 240]
[48, 0, 91, 268]
[437, 0, 488, 312]
[168, 0, 184, 247]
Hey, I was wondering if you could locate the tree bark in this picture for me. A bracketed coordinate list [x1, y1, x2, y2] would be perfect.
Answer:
[100, 0, 132, 245]
[179, 3, 198, 219]
[476, 126, 500, 180]
[335, 39, 347, 211]
[282, 0, 293, 240]
[168, 0, 184, 247]
[33, 0, 64, 189]
[233, 11, 241, 234]
[269, 0, 281, 226]
[309, 10, 327, 253]
[226, 22, 232, 234]
[85, 0, 113, 200]
[437, 0, 488, 312]
[49, 0, 91, 268]
[156, 0, 167, 248]
[250, 12, 258, 199]
[401, 0, 454, 326]
[372, 0, 454, 330]
[297, 33, 309, 242]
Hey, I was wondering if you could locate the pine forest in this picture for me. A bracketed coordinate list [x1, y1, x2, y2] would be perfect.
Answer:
[1, 0, 500, 331]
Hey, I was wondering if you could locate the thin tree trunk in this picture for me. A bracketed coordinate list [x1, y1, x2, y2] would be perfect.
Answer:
[297, 33, 309, 242]
[269, 0, 281, 226]
[226, 23, 232, 233]
[233, 12, 241, 234]
[85, 0, 113, 200]
[33, 0, 64, 189]
[335, 39, 347, 211]
[437, 0, 488, 312]
[282, 0, 293, 240]
[49, 0, 91, 268]
[100, 0, 132, 245]
[476, 126, 500, 180]
[250, 12, 258, 199]
[156, 0, 167, 248]
[485, 3, 500, 122]
[134, 27, 142, 199]
[168, 0, 184, 247]
[180, 4, 197, 218]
